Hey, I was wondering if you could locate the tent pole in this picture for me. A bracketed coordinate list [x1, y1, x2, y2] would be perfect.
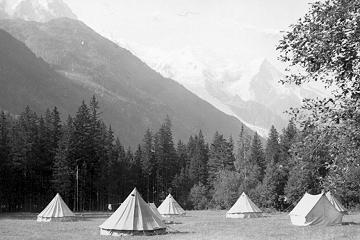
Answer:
[76, 165, 79, 212]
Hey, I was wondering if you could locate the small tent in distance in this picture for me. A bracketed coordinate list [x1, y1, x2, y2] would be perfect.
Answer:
[148, 203, 163, 221]
[37, 193, 75, 222]
[289, 192, 343, 226]
[157, 194, 185, 217]
[99, 188, 166, 236]
[226, 192, 263, 218]
[326, 191, 347, 214]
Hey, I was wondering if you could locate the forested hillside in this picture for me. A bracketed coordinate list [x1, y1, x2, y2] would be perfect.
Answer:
[0, 96, 298, 212]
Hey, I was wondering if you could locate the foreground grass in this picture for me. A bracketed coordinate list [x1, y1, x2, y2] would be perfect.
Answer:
[1, 210, 360, 240]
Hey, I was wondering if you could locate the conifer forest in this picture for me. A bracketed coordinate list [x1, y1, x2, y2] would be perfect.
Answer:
[1, 93, 359, 213]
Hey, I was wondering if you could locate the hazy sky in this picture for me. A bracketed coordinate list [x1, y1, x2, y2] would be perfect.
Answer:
[64, 0, 315, 67]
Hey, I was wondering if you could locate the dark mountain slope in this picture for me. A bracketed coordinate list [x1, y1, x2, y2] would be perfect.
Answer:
[0, 28, 93, 115]
[0, 19, 252, 146]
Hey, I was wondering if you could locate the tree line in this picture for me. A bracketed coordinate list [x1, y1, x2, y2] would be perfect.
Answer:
[0, 94, 328, 212]
[1, 93, 360, 212]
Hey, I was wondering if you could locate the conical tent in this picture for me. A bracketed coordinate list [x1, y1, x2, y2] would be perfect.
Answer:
[37, 193, 75, 222]
[326, 192, 347, 213]
[148, 203, 163, 220]
[226, 192, 262, 218]
[289, 192, 343, 226]
[99, 188, 166, 236]
[157, 194, 185, 217]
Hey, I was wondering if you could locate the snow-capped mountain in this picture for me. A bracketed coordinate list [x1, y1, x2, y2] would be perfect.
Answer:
[0, 0, 76, 22]
[127, 46, 327, 136]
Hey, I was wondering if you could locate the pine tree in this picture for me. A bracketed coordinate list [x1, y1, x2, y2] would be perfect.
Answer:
[176, 140, 188, 171]
[88, 96, 102, 209]
[0, 111, 12, 211]
[68, 101, 93, 210]
[234, 125, 252, 173]
[260, 126, 286, 209]
[172, 167, 192, 208]
[237, 132, 264, 195]
[132, 145, 143, 192]
[107, 138, 125, 204]
[52, 116, 74, 208]
[188, 131, 208, 186]
[16, 106, 39, 211]
[208, 132, 235, 187]
[141, 129, 155, 202]
[154, 116, 178, 200]
[171, 140, 192, 208]
[95, 122, 113, 210]
[279, 120, 297, 166]
[35, 116, 53, 202]
[51, 107, 62, 155]
[273, 121, 298, 209]
[249, 132, 265, 181]
[125, 147, 135, 193]
[265, 126, 280, 165]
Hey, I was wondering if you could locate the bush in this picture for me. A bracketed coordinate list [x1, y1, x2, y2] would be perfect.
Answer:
[189, 183, 209, 210]
[211, 170, 242, 209]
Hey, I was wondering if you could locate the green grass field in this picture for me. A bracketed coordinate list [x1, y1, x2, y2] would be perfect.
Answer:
[1, 210, 359, 240]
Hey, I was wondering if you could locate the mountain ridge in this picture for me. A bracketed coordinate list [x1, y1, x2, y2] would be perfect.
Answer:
[131, 46, 327, 134]
[0, 0, 77, 22]
[0, 27, 94, 117]
[0, 18, 254, 146]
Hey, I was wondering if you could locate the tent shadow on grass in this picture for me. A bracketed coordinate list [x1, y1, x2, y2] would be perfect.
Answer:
[0, 213, 93, 222]
[165, 221, 183, 225]
[75, 212, 112, 218]
[0, 215, 86, 222]
[166, 231, 195, 235]
[68, 216, 91, 222]
[0, 214, 36, 220]
[341, 221, 360, 226]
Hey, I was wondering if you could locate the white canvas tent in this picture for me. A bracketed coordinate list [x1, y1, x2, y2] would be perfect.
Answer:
[226, 192, 263, 218]
[37, 193, 75, 222]
[326, 191, 347, 213]
[157, 194, 185, 217]
[289, 192, 343, 226]
[148, 203, 163, 220]
[99, 188, 166, 236]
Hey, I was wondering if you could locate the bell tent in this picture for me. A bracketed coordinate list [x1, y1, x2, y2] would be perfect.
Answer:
[226, 192, 263, 218]
[37, 193, 75, 222]
[99, 188, 166, 236]
[289, 192, 343, 226]
[157, 193, 185, 217]
[326, 191, 347, 213]
[148, 203, 163, 220]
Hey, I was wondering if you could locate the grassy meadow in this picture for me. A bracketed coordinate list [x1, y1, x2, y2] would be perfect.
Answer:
[0, 210, 360, 240]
